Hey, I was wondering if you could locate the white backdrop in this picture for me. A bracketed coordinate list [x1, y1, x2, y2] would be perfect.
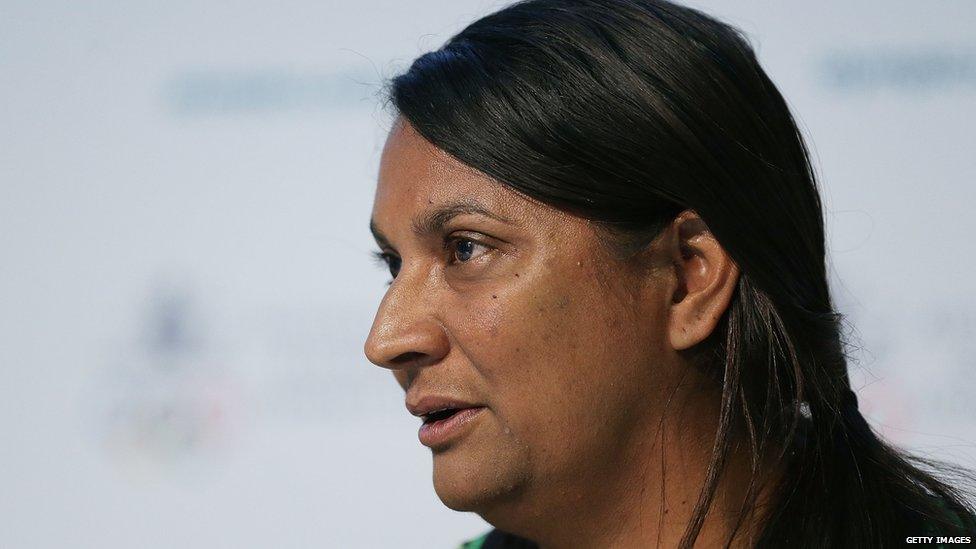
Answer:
[2, 1, 975, 547]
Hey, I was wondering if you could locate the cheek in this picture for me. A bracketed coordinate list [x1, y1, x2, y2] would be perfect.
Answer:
[457, 272, 664, 467]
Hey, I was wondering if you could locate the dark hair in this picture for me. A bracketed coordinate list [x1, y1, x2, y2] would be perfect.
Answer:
[385, 0, 976, 546]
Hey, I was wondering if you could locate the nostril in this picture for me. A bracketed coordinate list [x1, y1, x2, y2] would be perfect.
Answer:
[390, 351, 426, 367]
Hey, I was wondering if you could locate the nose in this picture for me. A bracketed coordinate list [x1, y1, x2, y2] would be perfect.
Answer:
[363, 274, 450, 371]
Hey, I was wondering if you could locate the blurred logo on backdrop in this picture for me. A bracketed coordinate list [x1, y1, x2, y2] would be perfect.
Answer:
[89, 283, 388, 475]
[821, 49, 976, 92]
[164, 67, 379, 116]
[93, 288, 240, 473]
[160, 51, 976, 118]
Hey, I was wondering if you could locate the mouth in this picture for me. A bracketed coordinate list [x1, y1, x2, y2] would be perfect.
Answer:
[406, 396, 487, 449]
[421, 407, 467, 424]
[417, 406, 486, 448]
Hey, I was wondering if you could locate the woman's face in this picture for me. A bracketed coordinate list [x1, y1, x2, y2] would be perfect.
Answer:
[364, 119, 689, 522]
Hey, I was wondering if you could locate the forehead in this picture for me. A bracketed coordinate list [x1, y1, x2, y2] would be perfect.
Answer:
[372, 118, 550, 227]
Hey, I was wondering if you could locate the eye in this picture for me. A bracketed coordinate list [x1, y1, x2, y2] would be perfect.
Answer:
[448, 237, 491, 264]
[371, 250, 401, 280]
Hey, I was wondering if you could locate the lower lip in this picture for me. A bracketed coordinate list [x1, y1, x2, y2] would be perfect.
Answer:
[418, 407, 486, 448]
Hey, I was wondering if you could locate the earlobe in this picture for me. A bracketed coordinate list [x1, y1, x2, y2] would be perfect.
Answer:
[666, 211, 740, 351]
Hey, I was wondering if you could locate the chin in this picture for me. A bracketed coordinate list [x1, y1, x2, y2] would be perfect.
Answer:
[431, 443, 527, 513]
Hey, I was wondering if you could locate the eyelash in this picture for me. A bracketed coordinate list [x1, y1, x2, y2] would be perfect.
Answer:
[371, 236, 493, 283]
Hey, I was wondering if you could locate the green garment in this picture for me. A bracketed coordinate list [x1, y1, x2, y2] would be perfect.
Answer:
[457, 532, 489, 549]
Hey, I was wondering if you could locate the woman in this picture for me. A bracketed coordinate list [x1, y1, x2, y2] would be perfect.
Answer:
[363, 0, 975, 546]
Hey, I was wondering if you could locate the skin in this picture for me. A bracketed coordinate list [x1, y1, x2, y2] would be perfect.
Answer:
[364, 118, 776, 548]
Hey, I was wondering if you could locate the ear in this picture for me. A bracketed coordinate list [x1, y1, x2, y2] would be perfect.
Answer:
[665, 211, 740, 351]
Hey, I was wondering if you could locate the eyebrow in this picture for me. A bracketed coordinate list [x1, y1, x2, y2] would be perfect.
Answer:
[369, 200, 515, 250]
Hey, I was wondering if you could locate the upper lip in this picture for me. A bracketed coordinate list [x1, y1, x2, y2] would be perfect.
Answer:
[406, 394, 483, 419]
